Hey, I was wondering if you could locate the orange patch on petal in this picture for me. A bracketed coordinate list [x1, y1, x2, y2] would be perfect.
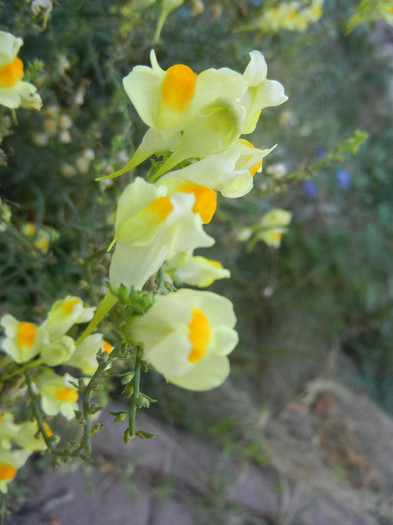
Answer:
[17, 322, 36, 348]
[188, 307, 211, 363]
[207, 259, 222, 269]
[0, 463, 16, 481]
[43, 422, 53, 437]
[61, 299, 80, 315]
[144, 196, 174, 224]
[0, 56, 24, 88]
[176, 182, 217, 223]
[103, 340, 113, 354]
[162, 64, 197, 112]
[54, 386, 78, 402]
[239, 139, 263, 177]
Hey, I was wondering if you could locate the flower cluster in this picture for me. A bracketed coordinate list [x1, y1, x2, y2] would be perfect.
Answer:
[0, 31, 42, 110]
[100, 50, 287, 391]
[246, 0, 323, 34]
[0, 295, 114, 492]
[238, 208, 293, 250]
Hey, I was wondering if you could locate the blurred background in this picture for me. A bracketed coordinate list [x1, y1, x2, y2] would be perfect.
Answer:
[1, 1, 393, 523]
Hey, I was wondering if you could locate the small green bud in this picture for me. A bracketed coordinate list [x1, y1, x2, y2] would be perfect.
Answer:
[91, 423, 105, 435]
[121, 372, 135, 385]
[136, 430, 155, 440]
[110, 410, 128, 422]
[123, 428, 133, 444]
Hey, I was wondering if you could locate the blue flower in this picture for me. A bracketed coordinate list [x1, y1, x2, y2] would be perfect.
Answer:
[336, 169, 351, 189]
[315, 147, 327, 159]
[302, 180, 318, 198]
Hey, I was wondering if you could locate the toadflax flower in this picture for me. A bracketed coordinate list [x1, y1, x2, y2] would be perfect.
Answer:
[166, 252, 230, 288]
[0, 31, 42, 110]
[43, 295, 95, 340]
[36, 369, 79, 419]
[252, 208, 292, 249]
[0, 314, 48, 363]
[157, 138, 274, 198]
[109, 177, 214, 292]
[65, 334, 113, 375]
[106, 49, 286, 180]
[124, 289, 238, 391]
[0, 449, 31, 493]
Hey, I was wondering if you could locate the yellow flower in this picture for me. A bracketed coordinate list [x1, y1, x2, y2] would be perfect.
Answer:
[109, 178, 214, 292]
[0, 314, 48, 363]
[40, 335, 76, 367]
[65, 333, 110, 375]
[0, 449, 31, 493]
[43, 296, 95, 339]
[158, 138, 274, 198]
[13, 420, 56, 452]
[108, 50, 286, 180]
[0, 412, 20, 451]
[0, 31, 42, 110]
[252, 208, 292, 249]
[125, 289, 238, 391]
[166, 252, 230, 288]
[21, 222, 59, 253]
[36, 370, 79, 420]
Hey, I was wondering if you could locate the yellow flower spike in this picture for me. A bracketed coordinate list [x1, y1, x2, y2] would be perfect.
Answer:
[0, 31, 42, 110]
[125, 289, 238, 391]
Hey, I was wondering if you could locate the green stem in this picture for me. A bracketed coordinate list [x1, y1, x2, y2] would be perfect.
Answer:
[128, 348, 142, 438]
[75, 289, 118, 345]
[2, 358, 42, 382]
[78, 346, 120, 456]
[0, 492, 6, 525]
[25, 370, 57, 454]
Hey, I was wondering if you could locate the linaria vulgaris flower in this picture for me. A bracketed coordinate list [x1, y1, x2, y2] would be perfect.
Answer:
[166, 252, 230, 288]
[0, 315, 48, 363]
[0, 31, 42, 110]
[106, 50, 286, 180]
[125, 289, 238, 391]
[0, 449, 31, 493]
[109, 177, 214, 292]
